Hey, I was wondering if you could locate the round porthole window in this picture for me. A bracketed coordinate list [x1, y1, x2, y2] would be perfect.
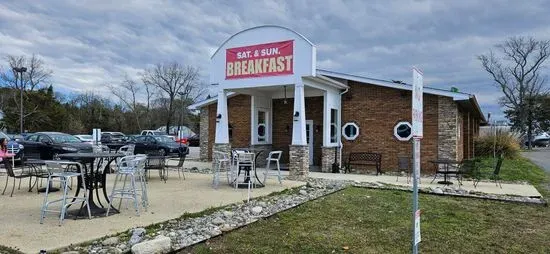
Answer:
[394, 121, 412, 141]
[342, 122, 359, 141]
[257, 123, 266, 141]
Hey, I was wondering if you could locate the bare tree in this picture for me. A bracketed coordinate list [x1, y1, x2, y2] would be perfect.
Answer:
[108, 75, 142, 130]
[0, 54, 52, 90]
[141, 62, 202, 132]
[0, 54, 52, 132]
[479, 36, 550, 149]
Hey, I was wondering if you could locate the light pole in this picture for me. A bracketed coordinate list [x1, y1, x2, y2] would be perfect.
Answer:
[178, 91, 185, 147]
[13, 67, 27, 135]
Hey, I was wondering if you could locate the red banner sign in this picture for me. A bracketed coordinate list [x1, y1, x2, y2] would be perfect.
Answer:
[226, 40, 294, 79]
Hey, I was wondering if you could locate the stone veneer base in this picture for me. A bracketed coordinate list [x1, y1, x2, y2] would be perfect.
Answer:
[321, 146, 340, 173]
[288, 145, 309, 181]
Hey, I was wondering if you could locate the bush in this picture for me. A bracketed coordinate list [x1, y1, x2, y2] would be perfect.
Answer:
[475, 130, 520, 158]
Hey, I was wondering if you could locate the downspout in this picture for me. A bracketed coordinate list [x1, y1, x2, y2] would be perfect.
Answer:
[338, 87, 349, 170]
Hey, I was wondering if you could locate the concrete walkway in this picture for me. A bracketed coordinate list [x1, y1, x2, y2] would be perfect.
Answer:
[308, 172, 542, 198]
[185, 159, 541, 198]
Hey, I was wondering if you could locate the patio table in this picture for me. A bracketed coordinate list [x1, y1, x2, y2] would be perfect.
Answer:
[57, 152, 124, 217]
[430, 159, 461, 185]
[232, 149, 265, 188]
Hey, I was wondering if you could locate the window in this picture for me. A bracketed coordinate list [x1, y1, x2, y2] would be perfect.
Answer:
[394, 121, 412, 141]
[257, 110, 266, 142]
[342, 122, 359, 140]
[330, 109, 338, 143]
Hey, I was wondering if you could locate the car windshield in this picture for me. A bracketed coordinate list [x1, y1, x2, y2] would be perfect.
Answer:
[50, 134, 81, 143]
[0, 132, 10, 141]
[152, 131, 164, 135]
[154, 136, 175, 143]
[79, 135, 93, 139]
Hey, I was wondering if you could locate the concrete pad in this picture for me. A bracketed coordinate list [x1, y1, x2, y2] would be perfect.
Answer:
[182, 160, 541, 198]
[0, 171, 303, 253]
[308, 172, 542, 198]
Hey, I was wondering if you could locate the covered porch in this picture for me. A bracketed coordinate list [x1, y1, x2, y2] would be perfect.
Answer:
[208, 75, 347, 179]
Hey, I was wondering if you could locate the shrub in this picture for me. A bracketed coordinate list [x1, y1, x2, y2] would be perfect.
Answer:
[474, 130, 520, 158]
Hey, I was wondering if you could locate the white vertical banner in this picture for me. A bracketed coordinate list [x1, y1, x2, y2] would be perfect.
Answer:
[92, 128, 101, 145]
[178, 130, 184, 140]
[412, 68, 423, 138]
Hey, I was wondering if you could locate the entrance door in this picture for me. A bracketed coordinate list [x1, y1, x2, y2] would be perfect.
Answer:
[305, 120, 314, 165]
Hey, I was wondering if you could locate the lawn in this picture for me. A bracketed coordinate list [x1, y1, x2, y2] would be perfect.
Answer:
[184, 187, 550, 254]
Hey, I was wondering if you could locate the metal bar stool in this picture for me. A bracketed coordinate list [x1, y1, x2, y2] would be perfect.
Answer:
[40, 161, 91, 226]
[106, 155, 148, 216]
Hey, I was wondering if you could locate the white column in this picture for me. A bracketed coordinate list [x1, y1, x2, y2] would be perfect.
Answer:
[215, 90, 229, 144]
[292, 81, 307, 145]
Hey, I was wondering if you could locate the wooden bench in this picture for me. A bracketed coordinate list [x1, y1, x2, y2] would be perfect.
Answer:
[344, 152, 382, 175]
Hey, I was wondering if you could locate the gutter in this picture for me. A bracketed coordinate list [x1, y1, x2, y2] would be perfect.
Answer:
[338, 87, 349, 170]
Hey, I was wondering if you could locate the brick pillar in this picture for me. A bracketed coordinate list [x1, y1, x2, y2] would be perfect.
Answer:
[438, 97, 458, 161]
[288, 145, 309, 180]
[250, 144, 272, 168]
[199, 108, 209, 161]
[321, 146, 340, 173]
[212, 143, 231, 169]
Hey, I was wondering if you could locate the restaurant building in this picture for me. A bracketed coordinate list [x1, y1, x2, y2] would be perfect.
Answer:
[189, 25, 486, 180]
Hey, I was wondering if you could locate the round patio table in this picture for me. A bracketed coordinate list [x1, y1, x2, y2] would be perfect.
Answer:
[58, 152, 125, 217]
[430, 159, 461, 185]
[232, 149, 265, 189]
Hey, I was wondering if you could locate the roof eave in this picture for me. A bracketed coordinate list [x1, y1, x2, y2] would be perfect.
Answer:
[188, 92, 238, 110]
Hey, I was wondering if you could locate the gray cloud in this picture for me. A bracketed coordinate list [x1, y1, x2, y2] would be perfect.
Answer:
[1, 0, 550, 120]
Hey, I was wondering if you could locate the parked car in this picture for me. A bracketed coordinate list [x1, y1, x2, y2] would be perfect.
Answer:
[188, 133, 199, 147]
[19, 132, 93, 160]
[74, 134, 94, 144]
[140, 130, 166, 136]
[101, 132, 127, 143]
[128, 135, 189, 156]
[0, 131, 24, 163]
[528, 138, 550, 147]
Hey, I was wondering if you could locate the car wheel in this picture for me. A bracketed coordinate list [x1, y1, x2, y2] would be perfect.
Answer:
[158, 149, 167, 156]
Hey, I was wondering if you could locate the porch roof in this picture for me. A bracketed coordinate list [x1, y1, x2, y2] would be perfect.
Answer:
[189, 69, 486, 123]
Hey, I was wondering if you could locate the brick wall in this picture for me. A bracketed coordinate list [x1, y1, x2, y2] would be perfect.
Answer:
[341, 81, 439, 173]
[272, 97, 323, 165]
[207, 94, 251, 160]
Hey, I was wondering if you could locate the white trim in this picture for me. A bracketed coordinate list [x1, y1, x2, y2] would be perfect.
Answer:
[394, 121, 413, 141]
[317, 69, 471, 100]
[342, 122, 359, 141]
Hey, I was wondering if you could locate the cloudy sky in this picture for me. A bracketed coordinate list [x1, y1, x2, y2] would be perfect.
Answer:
[1, 0, 550, 120]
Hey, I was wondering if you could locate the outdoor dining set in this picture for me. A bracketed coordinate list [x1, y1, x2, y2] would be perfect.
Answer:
[211, 148, 283, 201]
[0, 144, 285, 226]
[0, 144, 188, 225]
